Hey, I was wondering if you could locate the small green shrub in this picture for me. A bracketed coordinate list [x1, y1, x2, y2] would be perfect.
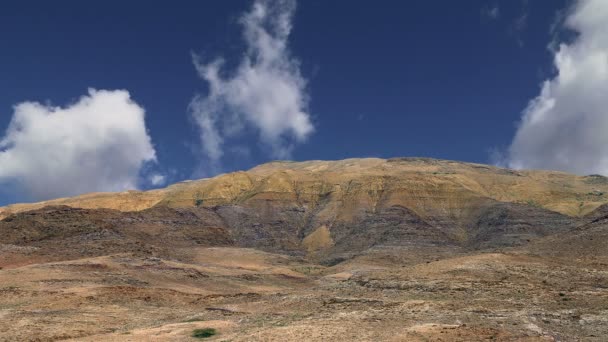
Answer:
[192, 328, 217, 338]
[193, 191, 204, 207]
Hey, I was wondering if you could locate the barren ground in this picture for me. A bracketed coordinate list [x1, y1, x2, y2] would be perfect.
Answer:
[1, 245, 607, 341]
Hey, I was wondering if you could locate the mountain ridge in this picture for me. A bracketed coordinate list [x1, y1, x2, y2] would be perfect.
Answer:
[2, 157, 608, 220]
[3, 157, 608, 263]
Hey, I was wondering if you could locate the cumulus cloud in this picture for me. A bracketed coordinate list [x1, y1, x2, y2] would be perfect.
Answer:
[190, 0, 314, 170]
[507, 0, 608, 175]
[0, 89, 157, 200]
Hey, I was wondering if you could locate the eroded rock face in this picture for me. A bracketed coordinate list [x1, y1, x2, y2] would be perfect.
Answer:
[524, 204, 608, 261]
[466, 201, 576, 249]
[0, 206, 234, 265]
[0, 192, 581, 265]
[2, 158, 606, 262]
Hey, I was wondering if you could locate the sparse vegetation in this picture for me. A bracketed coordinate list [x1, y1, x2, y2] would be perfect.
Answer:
[525, 199, 540, 207]
[292, 265, 325, 275]
[192, 328, 217, 338]
[194, 191, 204, 207]
[584, 174, 608, 185]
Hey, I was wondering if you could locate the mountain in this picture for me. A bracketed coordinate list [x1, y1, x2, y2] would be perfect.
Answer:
[1, 158, 606, 260]
[4, 158, 608, 219]
[2, 158, 608, 340]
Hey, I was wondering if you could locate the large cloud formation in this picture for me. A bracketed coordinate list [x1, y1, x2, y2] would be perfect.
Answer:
[190, 0, 314, 169]
[0, 89, 157, 200]
[508, 0, 608, 175]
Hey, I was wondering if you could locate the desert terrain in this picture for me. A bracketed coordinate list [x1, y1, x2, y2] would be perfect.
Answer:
[1, 158, 608, 341]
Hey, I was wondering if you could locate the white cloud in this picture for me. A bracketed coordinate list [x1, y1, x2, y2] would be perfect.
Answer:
[148, 173, 166, 186]
[190, 0, 314, 168]
[0, 89, 157, 200]
[508, 0, 608, 175]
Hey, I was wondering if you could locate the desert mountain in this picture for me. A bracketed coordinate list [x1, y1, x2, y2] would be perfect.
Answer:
[2, 158, 608, 340]
[4, 158, 608, 219]
[2, 158, 607, 260]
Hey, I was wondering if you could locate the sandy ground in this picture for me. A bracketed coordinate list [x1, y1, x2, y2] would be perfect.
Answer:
[1, 246, 607, 341]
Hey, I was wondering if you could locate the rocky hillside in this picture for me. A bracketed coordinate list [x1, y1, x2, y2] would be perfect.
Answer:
[3, 158, 608, 340]
[2, 157, 608, 263]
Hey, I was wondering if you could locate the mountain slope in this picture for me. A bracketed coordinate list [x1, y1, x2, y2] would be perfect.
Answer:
[523, 203, 608, 261]
[3, 158, 607, 221]
[2, 157, 604, 262]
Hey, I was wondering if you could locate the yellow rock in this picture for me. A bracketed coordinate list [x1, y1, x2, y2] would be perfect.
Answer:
[302, 225, 334, 252]
[2, 157, 608, 220]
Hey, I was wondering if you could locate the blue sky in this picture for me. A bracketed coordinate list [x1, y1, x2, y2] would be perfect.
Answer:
[4, 0, 608, 205]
